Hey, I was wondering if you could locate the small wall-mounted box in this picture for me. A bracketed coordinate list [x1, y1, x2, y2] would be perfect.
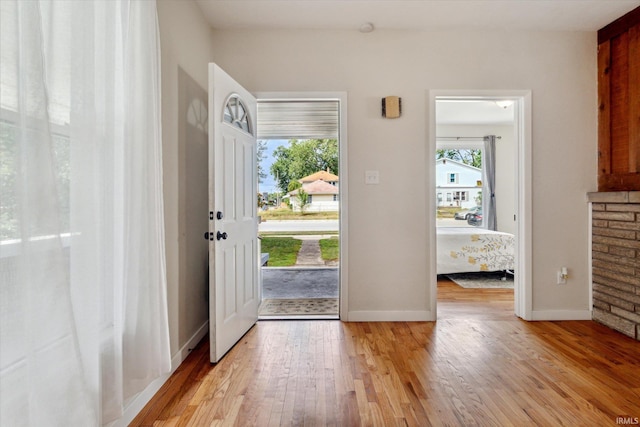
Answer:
[382, 96, 401, 118]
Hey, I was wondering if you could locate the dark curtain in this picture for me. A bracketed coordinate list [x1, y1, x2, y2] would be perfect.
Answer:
[483, 135, 497, 231]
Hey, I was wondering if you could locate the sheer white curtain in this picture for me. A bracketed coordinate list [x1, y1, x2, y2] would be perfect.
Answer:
[0, 1, 171, 425]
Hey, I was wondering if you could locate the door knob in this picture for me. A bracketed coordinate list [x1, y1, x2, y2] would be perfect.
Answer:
[203, 232, 214, 241]
[216, 231, 228, 241]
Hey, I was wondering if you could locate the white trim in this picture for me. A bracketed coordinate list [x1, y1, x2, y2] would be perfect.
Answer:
[426, 93, 438, 320]
[0, 232, 76, 257]
[254, 91, 349, 321]
[530, 310, 592, 321]
[428, 90, 533, 321]
[348, 311, 432, 322]
[113, 321, 209, 427]
[516, 92, 533, 320]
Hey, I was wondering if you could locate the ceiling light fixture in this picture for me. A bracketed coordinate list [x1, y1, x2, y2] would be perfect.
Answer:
[495, 100, 513, 109]
[359, 22, 374, 33]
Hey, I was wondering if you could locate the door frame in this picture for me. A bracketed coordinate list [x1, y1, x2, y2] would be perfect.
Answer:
[255, 91, 349, 320]
[427, 90, 533, 320]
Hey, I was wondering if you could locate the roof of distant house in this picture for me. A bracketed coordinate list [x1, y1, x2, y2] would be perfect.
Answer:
[289, 179, 339, 196]
[299, 170, 339, 183]
[436, 158, 481, 171]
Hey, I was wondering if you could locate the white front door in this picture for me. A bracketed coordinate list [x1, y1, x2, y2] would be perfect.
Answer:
[208, 64, 259, 363]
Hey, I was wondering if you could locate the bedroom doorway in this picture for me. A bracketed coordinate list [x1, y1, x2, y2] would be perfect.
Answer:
[428, 91, 532, 320]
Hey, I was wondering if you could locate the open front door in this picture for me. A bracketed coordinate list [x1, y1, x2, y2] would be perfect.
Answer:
[208, 64, 259, 363]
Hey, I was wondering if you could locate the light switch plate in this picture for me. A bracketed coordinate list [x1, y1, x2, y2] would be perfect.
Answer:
[365, 170, 380, 185]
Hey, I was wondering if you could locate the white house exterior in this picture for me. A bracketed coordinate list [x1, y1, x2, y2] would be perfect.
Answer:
[288, 171, 339, 212]
[435, 158, 482, 209]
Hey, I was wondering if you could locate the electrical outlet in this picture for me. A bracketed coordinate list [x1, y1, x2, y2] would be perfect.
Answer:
[365, 170, 380, 185]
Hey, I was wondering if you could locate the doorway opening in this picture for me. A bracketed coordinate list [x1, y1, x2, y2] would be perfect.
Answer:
[255, 94, 347, 319]
[428, 91, 532, 320]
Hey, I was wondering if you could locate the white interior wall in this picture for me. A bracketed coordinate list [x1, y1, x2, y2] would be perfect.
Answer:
[209, 29, 597, 318]
[158, 0, 212, 358]
[153, 11, 599, 342]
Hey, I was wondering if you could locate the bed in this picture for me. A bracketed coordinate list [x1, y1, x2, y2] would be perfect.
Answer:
[437, 227, 514, 275]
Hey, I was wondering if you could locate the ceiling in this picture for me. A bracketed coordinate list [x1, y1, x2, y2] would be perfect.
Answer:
[196, 0, 639, 32]
[195, 0, 638, 126]
[437, 100, 514, 126]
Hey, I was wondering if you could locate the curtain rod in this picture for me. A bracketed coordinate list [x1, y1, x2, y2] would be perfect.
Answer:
[436, 136, 501, 140]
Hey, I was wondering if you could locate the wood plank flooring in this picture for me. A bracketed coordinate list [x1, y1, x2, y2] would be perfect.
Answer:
[131, 278, 640, 426]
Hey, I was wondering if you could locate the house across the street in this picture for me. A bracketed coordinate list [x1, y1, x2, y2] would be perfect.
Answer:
[435, 158, 482, 209]
[287, 170, 339, 212]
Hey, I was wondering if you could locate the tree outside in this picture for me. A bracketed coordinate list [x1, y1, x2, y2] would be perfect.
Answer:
[436, 148, 482, 168]
[256, 140, 268, 184]
[270, 139, 338, 193]
[295, 188, 309, 214]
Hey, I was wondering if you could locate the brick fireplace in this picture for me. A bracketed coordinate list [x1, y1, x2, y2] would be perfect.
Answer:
[588, 191, 640, 340]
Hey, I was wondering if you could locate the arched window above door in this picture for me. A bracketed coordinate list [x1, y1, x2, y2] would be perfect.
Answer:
[223, 95, 252, 135]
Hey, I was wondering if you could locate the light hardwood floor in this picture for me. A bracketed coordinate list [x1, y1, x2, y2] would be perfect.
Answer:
[132, 278, 640, 426]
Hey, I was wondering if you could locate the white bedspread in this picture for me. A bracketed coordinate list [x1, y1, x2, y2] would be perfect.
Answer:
[437, 227, 514, 274]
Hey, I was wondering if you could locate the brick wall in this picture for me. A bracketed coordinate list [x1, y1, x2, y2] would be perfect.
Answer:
[588, 191, 640, 340]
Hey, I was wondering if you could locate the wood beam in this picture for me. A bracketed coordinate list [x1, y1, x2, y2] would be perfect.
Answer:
[598, 5, 640, 44]
[629, 25, 640, 173]
[598, 40, 612, 177]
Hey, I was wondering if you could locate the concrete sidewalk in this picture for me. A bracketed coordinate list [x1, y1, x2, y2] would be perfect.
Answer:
[295, 239, 323, 266]
[291, 235, 338, 267]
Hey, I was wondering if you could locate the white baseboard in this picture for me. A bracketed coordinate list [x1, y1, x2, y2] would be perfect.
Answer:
[347, 309, 593, 322]
[114, 321, 210, 427]
[347, 310, 433, 322]
[531, 310, 592, 321]
[170, 321, 209, 370]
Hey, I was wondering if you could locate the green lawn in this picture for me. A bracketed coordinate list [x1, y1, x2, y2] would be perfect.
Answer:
[260, 236, 339, 266]
[260, 237, 302, 266]
[319, 237, 339, 262]
[260, 208, 338, 221]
